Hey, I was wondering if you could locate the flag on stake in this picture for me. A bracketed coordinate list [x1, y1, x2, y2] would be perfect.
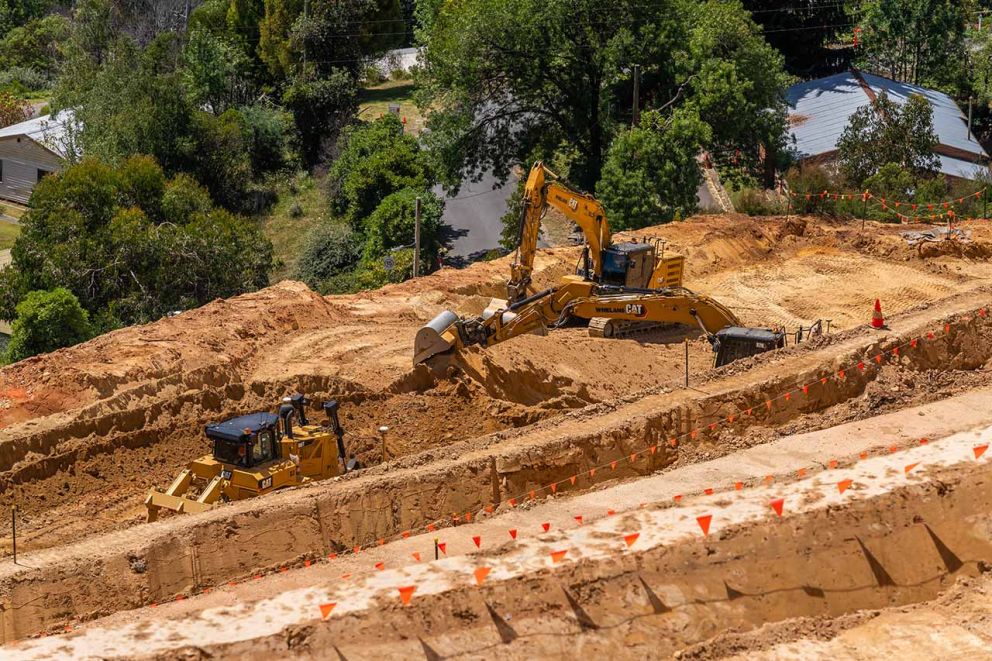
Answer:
[697, 514, 712, 536]
[624, 533, 640, 548]
[542, 522, 551, 532]
[770, 498, 784, 516]
[704, 488, 714, 495]
[574, 515, 583, 525]
[473, 536, 481, 548]
[975, 444, 989, 460]
[412, 552, 421, 562]
[375, 562, 385, 571]
[551, 550, 568, 564]
[438, 542, 447, 554]
[509, 529, 518, 540]
[319, 603, 336, 620]
[904, 463, 918, 475]
[474, 566, 491, 586]
[734, 481, 743, 490]
[838, 479, 853, 494]
[398, 586, 416, 606]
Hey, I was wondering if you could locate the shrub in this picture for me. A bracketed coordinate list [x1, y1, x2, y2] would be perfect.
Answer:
[293, 221, 362, 289]
[362, 188, 444, 263]
[6, 288, 93, 362]
[733, 188, 784, 216]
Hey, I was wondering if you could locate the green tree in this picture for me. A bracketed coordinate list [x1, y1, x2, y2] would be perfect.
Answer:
[182, 25, 252, 114]
[417, 0, 788, 191]
[5, 288, 92, 362]
[362, 187, 443, 262]
[328, 114, 434, 229]
[1, 156, 273, 328]
[283, 70, 359, 166]
[836, 91, 939, 184]
[596, 108, 711, 230]
[0, 13, 69, 74]
[293, 221, 362, 289]
[854, 0, 968, 88]
[743, 0, 850, 76]
[0, 0, 52, 39]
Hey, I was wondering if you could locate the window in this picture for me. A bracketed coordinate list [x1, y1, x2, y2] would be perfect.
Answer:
[37, 169, 51, 182]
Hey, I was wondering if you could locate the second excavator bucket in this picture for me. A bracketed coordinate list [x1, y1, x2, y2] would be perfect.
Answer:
[414, 310, 461, 365]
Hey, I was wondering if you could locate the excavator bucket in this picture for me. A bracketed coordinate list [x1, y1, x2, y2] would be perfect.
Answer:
[414, 310, 462, 365]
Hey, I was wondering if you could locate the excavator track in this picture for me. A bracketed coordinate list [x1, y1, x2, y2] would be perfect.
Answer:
[588, 318, 675, 339]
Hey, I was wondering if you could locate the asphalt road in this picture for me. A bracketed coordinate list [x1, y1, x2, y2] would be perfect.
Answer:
[437, 171, 517, 263]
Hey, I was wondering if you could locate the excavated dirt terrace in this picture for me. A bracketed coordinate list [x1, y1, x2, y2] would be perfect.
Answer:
[2, 213, 992, 656]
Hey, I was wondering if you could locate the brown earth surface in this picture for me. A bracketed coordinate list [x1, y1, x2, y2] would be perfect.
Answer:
[2, 213, 992, 658]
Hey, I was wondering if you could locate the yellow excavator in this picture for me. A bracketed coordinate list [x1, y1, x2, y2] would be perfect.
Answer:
[414, 162, 785, 366]
[145, 395, 350, 521]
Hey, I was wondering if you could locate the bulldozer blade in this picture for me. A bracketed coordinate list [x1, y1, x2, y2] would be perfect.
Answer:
[145, 489, 215, 521]
[414, 310, 460, 365]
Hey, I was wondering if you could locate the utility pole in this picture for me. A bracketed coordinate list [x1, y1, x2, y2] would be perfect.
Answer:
[632, 64, 641, 127]
[10, 505, 16, 565]
[413, 196, 422, 277]
[968, 96, 974, 142]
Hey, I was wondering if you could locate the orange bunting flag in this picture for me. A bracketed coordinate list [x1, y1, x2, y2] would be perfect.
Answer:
[624, 533, 640, 548]
[697, 514, 713, 536]
[529, 490, 536, 501]
[889, 445, 898, 453]
[542, 522, 551, 532]
[402, 531, 411, 539]
[474, 566, 491, 586]
[509, 529, 518, 540]
[574, 515, 583, 525]
[838, 479, 853, 494]
[784, 392, 791, 401]
[570, 475, 577, 485]
[589, 467, 597, 477]
[766, 400, 773, 410]
[375, 562, 385, 571]
[974, 444, 988, 460]
[650, 445, 658, 455]
[803, 385, 809, 395]
[412, 552, 421, 562]
[904, 463, 919, 475]
[919, 438, 928, 445]
[550, 483, 557, 494]
[709, 423, 717, 432]
[611, 460, 618, 470]
[319, 603, 337, 620]
[892, 346, 899, 356]
[820, 377, 828, 385]
[927, 331, 934, 340]
[378, 538, 385, 546]
[704, 488, 714, 495]
[690, 430, 698, 440]
[669, 438, 678, 447]
[797, 468, 806, 478]
[769, 498, 784, 517]
[857, 361, 865, 371]
[982, 308, 988, 318]
[473, 535, 481, 548]
[910, 339, 917, 349]
[630, 452, 638, 463]
[398, 585, 417, 606]
[465, 512, 472, 522]
[734, 481, 743, 490]
[328, 553, 337, 560]
[427, 523, 436, 532]
[859, 451, 868, 460]
[305, 559, 311, 568]
[607, 509, 616, 516]
[438, 542, 447, 554]
[875, 354, 883, 364]
[508, 498, 517, 508]
[353, 546, 361, 555]
[945, 323, 951, 334]
[340, 573, 351, 581]
[746, 407, 753, 416]
[674, 494, 683, 503]
[728, 414, 736, 424]
[764, 474, 774, 485]
[828, 459, 838, 469]
[551, 550, 568, 564]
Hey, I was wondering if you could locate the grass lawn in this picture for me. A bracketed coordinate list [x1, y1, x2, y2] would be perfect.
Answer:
[0, 221, 21, 251]
[358, 78, 424, 134]
[259, 173, 326, 283]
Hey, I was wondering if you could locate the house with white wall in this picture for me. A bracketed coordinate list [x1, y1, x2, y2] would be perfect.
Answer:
[0, 112, 74, 205]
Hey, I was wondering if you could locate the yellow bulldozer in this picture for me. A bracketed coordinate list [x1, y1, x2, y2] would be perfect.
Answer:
[415, 161, 785, 366]
[145, 395, 350, 521]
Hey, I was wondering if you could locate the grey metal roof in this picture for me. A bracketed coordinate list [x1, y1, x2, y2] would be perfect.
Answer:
[0, 110, 75, 159]
[786, 72, 989, 167]
[938, 154, 989, 180]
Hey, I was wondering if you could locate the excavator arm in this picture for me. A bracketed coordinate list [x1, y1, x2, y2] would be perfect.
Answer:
[507, 162, 611, 302]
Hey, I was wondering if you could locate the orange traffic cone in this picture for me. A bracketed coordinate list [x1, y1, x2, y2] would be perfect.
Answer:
[871, 299, 886, 329]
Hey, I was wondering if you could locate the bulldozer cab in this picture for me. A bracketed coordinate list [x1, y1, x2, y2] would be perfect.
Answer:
[206, 412, 281, 469]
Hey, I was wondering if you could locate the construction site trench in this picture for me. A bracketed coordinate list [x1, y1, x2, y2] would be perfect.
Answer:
[2, 214, 992, 653]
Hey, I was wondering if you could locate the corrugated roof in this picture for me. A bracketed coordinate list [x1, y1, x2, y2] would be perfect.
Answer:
[0, 111, 74, 158]
[786, 72, 989, 169]
[938, 154, 989, 180]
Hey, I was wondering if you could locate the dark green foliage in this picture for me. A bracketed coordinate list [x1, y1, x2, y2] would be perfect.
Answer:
[0, 13, 68, 75]
[328, 114, 434, 230]
[5, 288, 92, 362]
[362, 187, 443, 261]
[837, 91, 939, 185]
[1, 156, 273, 329]
[293, 221, 362, 289]
[283, 70, 360, 167]
[0, 0, 53, 38]
[596, 108, 710, 229]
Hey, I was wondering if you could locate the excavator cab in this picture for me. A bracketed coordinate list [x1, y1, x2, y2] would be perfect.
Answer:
[600, 242, 656, 288]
